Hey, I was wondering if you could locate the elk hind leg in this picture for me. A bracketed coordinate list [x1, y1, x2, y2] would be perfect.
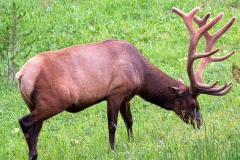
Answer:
[19, 113, 42, 160]
[19, 106, 62, 160]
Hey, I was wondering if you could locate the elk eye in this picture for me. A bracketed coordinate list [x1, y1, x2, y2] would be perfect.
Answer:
[190, 102, 195, 108]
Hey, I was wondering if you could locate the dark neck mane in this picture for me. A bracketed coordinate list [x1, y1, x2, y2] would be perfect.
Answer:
[138, 61, 181, 110]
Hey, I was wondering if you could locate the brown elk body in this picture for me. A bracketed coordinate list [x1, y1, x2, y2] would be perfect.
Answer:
[16, 7, 235, 160]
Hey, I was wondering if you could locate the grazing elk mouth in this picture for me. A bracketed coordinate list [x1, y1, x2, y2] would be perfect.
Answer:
[190, 110, 202, 129]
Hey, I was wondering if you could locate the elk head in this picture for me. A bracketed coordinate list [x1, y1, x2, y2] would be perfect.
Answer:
[170, 7, 236, 128]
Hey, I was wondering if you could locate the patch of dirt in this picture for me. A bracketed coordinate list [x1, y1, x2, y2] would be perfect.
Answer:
[232, 63, 240, 83]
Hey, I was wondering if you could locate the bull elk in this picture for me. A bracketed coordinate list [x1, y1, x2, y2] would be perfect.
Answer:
[16, 7, 236, 160]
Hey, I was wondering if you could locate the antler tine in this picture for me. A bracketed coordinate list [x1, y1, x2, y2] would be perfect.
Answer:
[172, 7, 200, 34]
[211, 50, 236, 62]
[197, 82, 232, 93]
[193, 13, 211, 39]
[197, 82, 232, 96]
[197, 12, 224, 38]
[211, 17, 236, 42]
[172, 7, 236, 95]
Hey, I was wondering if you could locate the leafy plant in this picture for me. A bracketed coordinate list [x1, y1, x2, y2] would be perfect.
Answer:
[0, 2, 33, 86]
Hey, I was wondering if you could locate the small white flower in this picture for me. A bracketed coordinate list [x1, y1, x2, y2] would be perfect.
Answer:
[12, 128, 19, 133]
[178, 57, 187, 61]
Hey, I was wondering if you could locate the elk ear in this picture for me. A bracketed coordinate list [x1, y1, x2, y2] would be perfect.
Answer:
[177, 78, 184, 84]
[168, 86, 184, 96]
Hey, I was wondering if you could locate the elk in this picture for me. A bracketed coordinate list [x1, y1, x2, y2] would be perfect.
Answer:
[16, 7, 235, 160]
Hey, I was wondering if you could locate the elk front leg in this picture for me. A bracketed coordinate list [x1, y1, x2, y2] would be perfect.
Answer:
[107, 96, 122, 150]
[19, 113, 43, 160]
[120, 101, 133, 140]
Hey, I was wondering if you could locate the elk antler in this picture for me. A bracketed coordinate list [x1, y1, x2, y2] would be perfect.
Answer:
[172, 7, 236, 95]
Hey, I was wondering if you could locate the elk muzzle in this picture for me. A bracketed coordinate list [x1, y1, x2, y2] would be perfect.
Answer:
[191, 109, 202, 129]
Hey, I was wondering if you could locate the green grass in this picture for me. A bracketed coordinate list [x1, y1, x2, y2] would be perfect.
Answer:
[0, 0, 240, 159]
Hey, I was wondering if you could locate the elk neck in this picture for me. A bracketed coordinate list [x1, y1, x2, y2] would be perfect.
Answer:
[138, 61, 184, 110]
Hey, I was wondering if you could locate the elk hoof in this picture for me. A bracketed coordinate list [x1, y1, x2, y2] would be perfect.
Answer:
[29, 153, 38, 160]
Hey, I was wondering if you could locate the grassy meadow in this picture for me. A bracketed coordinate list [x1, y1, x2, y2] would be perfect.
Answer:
[0, 0, 240, 159]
